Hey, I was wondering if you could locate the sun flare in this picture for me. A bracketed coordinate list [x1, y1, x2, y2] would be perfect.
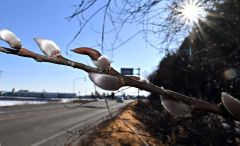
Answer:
[178, 0, 205, 26]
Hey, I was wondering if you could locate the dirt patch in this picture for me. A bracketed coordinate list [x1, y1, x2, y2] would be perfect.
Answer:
[79, 100, 240, 146]
[79, 102, 162, 146]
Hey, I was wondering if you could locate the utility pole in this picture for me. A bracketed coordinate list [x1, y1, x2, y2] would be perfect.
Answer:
[72, 76, 86, 97]
[136, 68, 140, 101]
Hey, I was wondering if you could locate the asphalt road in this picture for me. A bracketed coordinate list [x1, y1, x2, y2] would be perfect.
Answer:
[0, 100, 132, 146]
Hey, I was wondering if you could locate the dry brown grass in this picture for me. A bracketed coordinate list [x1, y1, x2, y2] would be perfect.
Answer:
[79, 102, 163, 146]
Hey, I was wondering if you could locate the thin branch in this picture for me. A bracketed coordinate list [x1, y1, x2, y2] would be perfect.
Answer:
[121, 118, 149, 146]
[67, 0, 97, 21]
[66, 5, 106, 49]
[101, 0, 112, 52]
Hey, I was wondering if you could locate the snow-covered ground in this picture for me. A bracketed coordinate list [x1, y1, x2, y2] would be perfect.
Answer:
[0, 97, 97, 107]
[0, 98, 77, 107]
[60, 98, 74, 103]
[0, 100, 48, 107]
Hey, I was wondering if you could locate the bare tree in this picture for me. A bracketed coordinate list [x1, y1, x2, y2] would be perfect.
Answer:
[66, 0, 219, 52]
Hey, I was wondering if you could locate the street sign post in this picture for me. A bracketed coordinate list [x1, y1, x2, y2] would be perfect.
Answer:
[120, 68, 141, 101]
[120, 68, 134, 75]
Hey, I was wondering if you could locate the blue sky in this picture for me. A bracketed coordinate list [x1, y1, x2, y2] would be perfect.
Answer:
[0, 0, 164, 96]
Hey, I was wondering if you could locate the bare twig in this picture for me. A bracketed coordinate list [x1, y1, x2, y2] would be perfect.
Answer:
[101, 0, 112, 52]
[67, 0, 197, 52]
[121, 119, 149, 146]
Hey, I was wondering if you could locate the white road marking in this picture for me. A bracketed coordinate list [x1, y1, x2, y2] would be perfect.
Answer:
[31, 130, 66, 146]
[31, 110, 112, 146]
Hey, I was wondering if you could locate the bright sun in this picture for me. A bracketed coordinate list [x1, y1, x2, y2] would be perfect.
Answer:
[178, 0, 205, 26]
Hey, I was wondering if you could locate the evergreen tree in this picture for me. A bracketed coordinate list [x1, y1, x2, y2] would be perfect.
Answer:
[149, 0, 240, 102]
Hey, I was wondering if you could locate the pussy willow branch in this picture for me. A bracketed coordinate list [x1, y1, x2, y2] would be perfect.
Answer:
[0, 46, 227, 118]
[123, 77, 224, 116]
[0, 47, 99, 73]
